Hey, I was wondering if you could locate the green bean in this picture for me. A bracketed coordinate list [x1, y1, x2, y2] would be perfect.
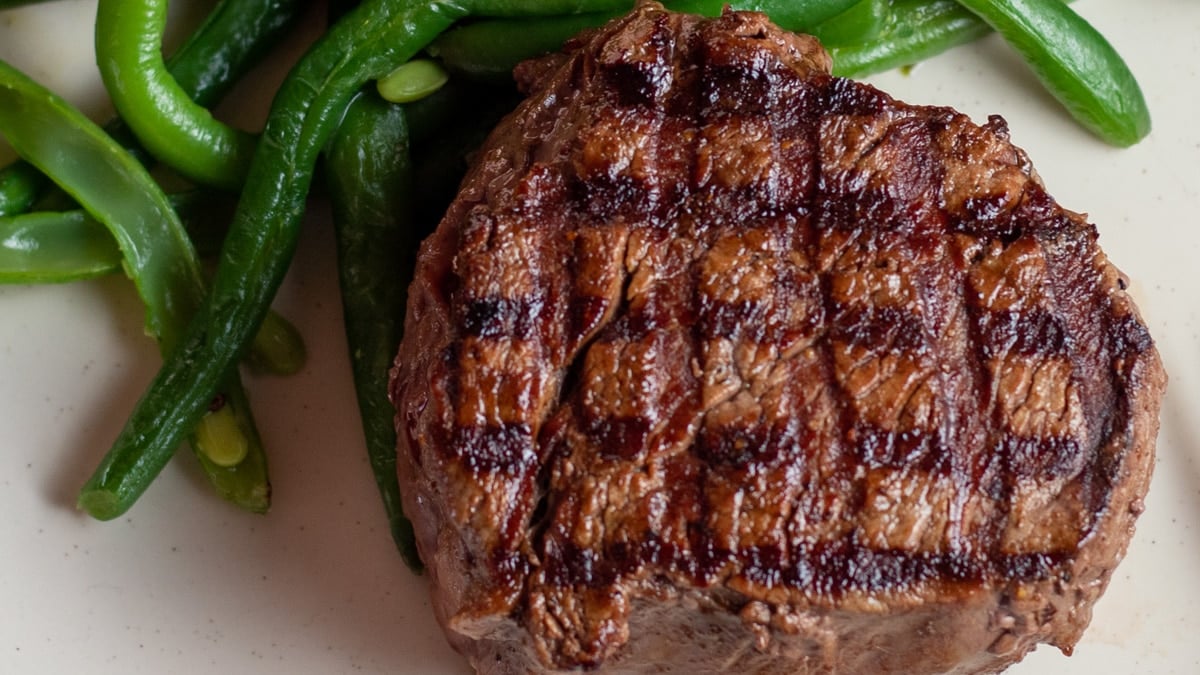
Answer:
[951, 0, 1149, 146]
[0, 0, 303, 214]
[325, 90, 422, 570]
[432, 0, 859, 83]
[0, 58, 272, 516]
[829, 0, 991, 77]
[320, 82, 493, 565]
[0, 210, 119, 283]
[79, 0, 474, 521]
[826, 1, 1083, 79]
[670, 0, 860, 28]
[95, 0, 258, 190]
[0, 61, 198, 354]
[0, 191, 234, 284]
[166, 0, 304, 108]
[193, 384, 270, 509]
[429, 13, 617, 83]
[810, 0, 889, 47]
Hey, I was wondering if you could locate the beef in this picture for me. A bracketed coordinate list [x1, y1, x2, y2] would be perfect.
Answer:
[389, 3, 1165, 673]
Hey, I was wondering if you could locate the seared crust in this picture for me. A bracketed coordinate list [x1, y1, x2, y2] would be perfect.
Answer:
[390, 3, 1164, 673]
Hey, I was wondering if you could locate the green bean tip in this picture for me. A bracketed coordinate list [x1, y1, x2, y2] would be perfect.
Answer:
[77, 489, 123, 521]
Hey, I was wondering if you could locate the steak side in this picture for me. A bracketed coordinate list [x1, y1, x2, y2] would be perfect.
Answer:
[390, 4, 1165, 673]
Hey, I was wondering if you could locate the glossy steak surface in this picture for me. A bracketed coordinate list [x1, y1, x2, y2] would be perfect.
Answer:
[391, 3, 1165, 672]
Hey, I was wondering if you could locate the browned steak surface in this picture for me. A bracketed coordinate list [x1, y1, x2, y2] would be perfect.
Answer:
[390, 3, 1165, 673]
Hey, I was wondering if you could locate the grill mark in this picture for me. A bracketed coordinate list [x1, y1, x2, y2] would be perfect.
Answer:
[696, 277, 824, 345]
[822, 76, 888, 117]
[999, 435, 1086, 480]
[946, 170, 1051, 244]
[948, 194, 1026, 243]
[831, 304, 927, 354]
[892, 115, 976, 548]
[959, 237, 1020, 555]
[952, 174, 1071, 553]
[586, 415, 653, 460]
[849, 423, 940, 471]
[543, 537, 1068, 595]
[701, 62, 772, 118]
[940, 120, 1008, 552]
[574, 161, 655, 221]
[597, 8, 674, 109]
[697, 416, 804, 468]
[527, 230, 642, 573]
[800, 76, 866, 550]
[577, 12, 680, 223]
[461, 294, 544, 339]
[773, 543, 1066, 595]
[979, 307, 1068, 359]
[1029, 242, 1092, 418]
[670, 28, 819, 587]
[731, 59, 817, 343]
[452, 423, 537, 474]
[981, 202, 1094, 552]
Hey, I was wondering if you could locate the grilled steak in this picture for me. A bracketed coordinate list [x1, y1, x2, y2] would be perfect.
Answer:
[390, 3, 1165, 673]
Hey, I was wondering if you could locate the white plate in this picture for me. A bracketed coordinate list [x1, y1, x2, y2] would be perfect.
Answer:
[1, 1, 1196, 673]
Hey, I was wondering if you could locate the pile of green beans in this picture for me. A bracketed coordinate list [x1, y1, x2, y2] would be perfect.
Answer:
[0, 0, 1150, 568]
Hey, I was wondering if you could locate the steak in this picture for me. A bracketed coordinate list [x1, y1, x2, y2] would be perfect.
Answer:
[389, 3, 1165, 673]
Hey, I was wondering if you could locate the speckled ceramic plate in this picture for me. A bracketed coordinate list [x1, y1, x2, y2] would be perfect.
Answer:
[1, 1, 1196, 673]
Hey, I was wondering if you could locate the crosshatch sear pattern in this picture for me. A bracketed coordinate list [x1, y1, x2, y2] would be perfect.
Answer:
[390, 3, 1165, 673]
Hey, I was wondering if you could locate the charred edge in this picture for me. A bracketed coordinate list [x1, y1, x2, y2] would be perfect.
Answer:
[1091, 312, 1154, 513]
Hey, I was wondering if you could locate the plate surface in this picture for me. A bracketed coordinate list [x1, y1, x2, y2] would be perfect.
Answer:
[1, 1, 1197, 673]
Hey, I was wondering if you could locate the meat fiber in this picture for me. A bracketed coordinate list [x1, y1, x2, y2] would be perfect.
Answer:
[389, 3, 1165, 673]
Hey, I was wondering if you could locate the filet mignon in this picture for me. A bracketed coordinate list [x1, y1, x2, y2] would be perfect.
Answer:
[390, 3, 1165, 672]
